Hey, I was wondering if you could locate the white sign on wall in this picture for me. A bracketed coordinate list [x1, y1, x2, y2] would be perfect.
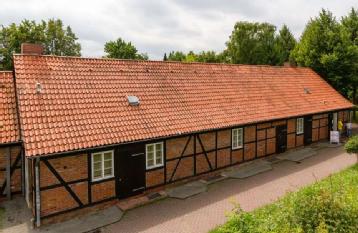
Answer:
[330, 131, 340, 144]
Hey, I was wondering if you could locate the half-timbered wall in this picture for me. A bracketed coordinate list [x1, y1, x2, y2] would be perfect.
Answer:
[146, 111, 351, 188]
[0, 145, 22, 196]
[39, 153, 115, 218]
[34, 109, 352, 222]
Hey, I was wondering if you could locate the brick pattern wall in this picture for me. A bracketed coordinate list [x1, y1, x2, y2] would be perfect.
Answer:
[39, 152, 115, 217]
[148, 112, 344, 188]
[0, 145, 22, 195]
[37, 110, 350, 223]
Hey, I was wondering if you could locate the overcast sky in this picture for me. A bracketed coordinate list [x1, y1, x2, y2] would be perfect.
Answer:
[0, 0, 356, 59]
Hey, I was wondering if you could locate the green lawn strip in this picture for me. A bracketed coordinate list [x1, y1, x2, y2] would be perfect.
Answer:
[210, 164, 358, 233]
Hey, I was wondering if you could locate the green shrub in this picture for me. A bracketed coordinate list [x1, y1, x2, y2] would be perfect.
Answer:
[210, 165, 358, 233]
[344, 135, 358, 154]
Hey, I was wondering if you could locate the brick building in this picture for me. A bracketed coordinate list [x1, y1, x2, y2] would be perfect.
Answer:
[0, 43, 353, 226]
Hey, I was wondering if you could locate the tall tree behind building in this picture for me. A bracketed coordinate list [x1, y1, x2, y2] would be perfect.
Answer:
[274, 25, 296, 65]
[291, 9, 358, 98]
[104, 38, 148, 60]
[0, 19, 81, 70]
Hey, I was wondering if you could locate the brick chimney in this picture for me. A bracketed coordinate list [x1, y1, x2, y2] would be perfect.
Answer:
[21, 43, 44, 55]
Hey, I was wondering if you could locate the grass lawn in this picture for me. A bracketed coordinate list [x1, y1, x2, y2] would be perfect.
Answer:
[210, 164, 358, 233]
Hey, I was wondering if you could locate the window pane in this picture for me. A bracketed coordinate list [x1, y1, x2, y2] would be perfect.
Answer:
[104, 160, 112, 169]
[93, 161, 102, 171]
[93, 170, 102, 179]
[156, 156, 162, 165]
[147, 151, 154, 160]
[104, 168, 112, 176]
[233, 140, 238, 148]
[147, 159, 154, 167]
[147, 145, 154, 152]
[104, 152, 112, 160]
[93, 154, 102, 162]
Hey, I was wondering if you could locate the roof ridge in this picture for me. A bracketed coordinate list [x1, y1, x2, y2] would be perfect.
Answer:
[13, 53, 309, 70]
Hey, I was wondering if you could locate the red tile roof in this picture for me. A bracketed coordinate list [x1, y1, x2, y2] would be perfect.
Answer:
[13, 55, 353, 157]
[0, 71, 20, 144]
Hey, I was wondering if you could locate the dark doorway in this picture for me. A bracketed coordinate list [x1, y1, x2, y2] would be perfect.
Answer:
[328, 113, 333, 131]
[304, 116, 313, 145]
[276, 125, 287, 153]
[117, 142, 146, 199]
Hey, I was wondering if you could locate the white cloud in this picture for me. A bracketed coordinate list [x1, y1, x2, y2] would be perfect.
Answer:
[0, 0, 356, 59]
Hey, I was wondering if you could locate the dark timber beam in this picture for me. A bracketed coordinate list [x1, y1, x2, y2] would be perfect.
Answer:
[169, 135, 192, 182]
[5, 147, 11, 200]
[42, 159, 83, 207]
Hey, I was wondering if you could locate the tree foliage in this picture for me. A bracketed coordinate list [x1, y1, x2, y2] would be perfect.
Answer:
[167, 50, 223, 63]
[345, 135, 358, 154]
[224, 22, 296, 65]
[291, 9, 358, 98]
[104, 38, 148, 60]
[0, 19, 81, 70]
[225, 22, 277, 65]
[274, 25, 296, 65]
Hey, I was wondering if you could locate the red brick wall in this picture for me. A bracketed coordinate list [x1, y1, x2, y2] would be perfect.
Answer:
[91, 180, 115, 202]
[39, 153, 115, 217]
[146, 168, 165, 188]
[0, 145, 22, 195]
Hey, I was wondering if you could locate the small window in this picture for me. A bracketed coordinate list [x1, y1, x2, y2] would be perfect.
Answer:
[146, 142, 164, 169]
[232, 128, 243, 149]
[297, 118, 304, 134]
[91, 150, 114, 181]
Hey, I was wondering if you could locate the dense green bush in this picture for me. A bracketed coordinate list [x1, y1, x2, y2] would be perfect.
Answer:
[344, 135, 358, 154]
[210, 165, 358, 233]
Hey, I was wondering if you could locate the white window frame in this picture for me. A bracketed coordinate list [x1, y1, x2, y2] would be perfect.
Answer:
[91, 150, 114, 182]
[146, 142, 164, 170]
[232, 128, 243, 149]
[296, 118, 304, 134]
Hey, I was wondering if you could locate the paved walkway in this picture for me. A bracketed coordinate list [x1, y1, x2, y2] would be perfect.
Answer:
[103, 146, 357, 233]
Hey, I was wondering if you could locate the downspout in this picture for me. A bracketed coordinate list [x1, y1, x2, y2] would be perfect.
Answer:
[35, 157, 41, 227]
[11, 66, 25, 196]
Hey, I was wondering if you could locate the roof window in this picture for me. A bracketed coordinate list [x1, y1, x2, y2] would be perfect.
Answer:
[127, 95, 140, 106]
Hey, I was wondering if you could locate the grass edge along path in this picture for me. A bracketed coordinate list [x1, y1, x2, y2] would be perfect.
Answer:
[210, 164, 358, 233]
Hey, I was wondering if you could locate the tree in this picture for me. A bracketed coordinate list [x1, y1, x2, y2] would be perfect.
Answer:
[104, 38, 148, 60]
[0, 19, 81, 70]
[225, 22, 277, 65]
[291, 9, 358, 98]
[195, 51, 222, 63]
[163, 53, 168, 61]
[341, 8, 358, 113]
[44, 19, 81, 56]
[167, 51, 186, 61]
[274, 25, 296, 65]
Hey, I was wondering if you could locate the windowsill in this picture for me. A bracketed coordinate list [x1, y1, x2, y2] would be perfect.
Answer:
[232, 146, 243, 150]
[146, 164, 164, 171]
[296, 132, 304, 135]
[92, 175, 114, 183]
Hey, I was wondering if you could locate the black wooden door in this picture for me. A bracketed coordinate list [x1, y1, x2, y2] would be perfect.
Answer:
[117, 143, 146, 199]
[276, 125, 287, 153]
[328, 113, 333, 131]
[304, 116, 313, 145]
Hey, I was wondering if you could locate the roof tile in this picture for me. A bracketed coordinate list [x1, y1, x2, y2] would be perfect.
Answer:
[0, 71, 20, 144]
[12, 55, 353, 157]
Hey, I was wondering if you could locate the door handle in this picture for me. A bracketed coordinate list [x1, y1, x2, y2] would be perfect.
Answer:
[132, 187, 145, 192]
[131, 153, 144, 157]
